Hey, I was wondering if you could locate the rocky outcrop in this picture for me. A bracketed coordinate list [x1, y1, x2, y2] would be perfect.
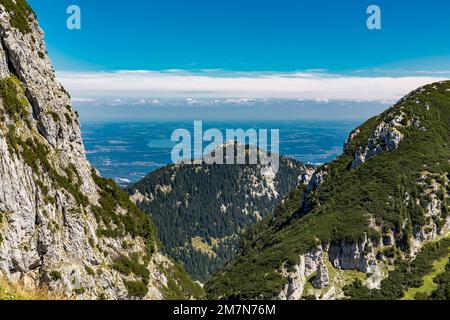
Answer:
[277, 263, 306, 300]
[0, 2, 199, 300]
[410, 172, 450, 255]
[351, 115, 405, 169]
[343, 128, 360, 152]
[0, 6, 83, 154]
[311, 261, 329, 289]
[277, 245, 327, 300]
[297, 167, 315, 186]
[304, 169, 327, 194]
[276, 235, 379, 300]
[328, 234, 378, 273]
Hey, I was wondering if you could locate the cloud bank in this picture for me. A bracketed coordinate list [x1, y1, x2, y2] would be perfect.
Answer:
[56, 70, 447, 102]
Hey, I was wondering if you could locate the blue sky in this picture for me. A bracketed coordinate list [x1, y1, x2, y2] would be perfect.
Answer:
[27, 0, 450, 119]
[29, 0, 450, 73]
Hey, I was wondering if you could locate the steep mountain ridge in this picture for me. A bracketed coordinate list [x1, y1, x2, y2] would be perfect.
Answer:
[206, 81, 450, 300]
[129, 144, 313, 282]
[0, 0, 201, 300]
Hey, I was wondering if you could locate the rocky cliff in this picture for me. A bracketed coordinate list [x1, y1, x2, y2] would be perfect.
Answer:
[0, 1, 202, 300]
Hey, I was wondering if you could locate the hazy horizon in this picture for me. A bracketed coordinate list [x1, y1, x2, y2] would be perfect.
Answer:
[28, 0, 450, 120]
[74, 99, 389, 121]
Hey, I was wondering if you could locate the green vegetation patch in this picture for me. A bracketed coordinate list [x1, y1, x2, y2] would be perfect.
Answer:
[47, 111, 60, 122]
[5, 125, 89, 207]
[426, 260, 450, 300]
[403, 252, 449, 299]
[112, 253, 150, 298]
[0, 75, 30, 122]
[91, 171, 157, 255]
[49, 270, 61, 281]
[0, 0, 35, 34]
[124, 280, 148, 298]
[162, 262, 205, 300]
[112, 253, 150, 284]
[343, 237, 450, 300]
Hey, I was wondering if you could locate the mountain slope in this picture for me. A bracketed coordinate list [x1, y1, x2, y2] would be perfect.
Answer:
[129, 145, 314, 282]
[206, 81, 450, 300]
[0, 0, 201, 300]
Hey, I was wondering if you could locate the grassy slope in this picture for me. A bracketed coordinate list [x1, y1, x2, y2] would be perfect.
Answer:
[343, 236, 450, 300]
[206, 81, 450, 299]
[402, 251, 450, 299]
[0, 277, 65, 300]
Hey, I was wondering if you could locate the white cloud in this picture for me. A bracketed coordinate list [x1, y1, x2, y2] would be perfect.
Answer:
[71, 97, 96, 102]
[108, 98, 125, 106]
[57, 70, 448, 102]
[132, 99, 147, 106]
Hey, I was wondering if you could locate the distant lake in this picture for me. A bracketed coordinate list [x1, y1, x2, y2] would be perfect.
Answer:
[81, 120, 362, 185]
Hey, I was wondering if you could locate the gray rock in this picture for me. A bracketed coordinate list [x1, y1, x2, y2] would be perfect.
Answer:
[351, 119, 404, 169]
[311, 261, 329, 289]
[328, 234, 377, 273]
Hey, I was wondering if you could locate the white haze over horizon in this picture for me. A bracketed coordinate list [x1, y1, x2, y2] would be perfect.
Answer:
[57, 69, 447, 101]
[57, 69, 448, 120]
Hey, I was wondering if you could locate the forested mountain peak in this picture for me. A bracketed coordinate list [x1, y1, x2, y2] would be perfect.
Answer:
[129, 151, 314, 282]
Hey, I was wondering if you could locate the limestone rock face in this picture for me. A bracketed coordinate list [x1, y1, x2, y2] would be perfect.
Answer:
[343, 128, 360, 152]
[277, 261, 306, 300]
[276, 237, 378, 300]
[0, 7, 83, 154]
[0, 3, 197, 300]
[305, 169, 327, 194]
[311, 262, 329, 289]
[351, 116, 405, 169]
[328, 235, 377, 274]
[277, 245, 331, 300]
[297, 167, 315, 186]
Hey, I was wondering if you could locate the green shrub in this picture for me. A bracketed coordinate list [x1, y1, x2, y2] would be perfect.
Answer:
[113, 254, 149, 283]
[0, 75, 29, 121]
[74, 287, 85, 295]
[163, 262, 204, 300]
[428, 261, 450, 300]
[49, 270, 61, 281]
[343, 237, 450, 300]
[124, 280, 148, 298]
[414, 292, 429, 300]
[91, 171, 157, 255]
[64, 113, 73, 125]
[47, 111, 60, 122]
[85, 266, 95, 276]
[0, 0, 35, 33]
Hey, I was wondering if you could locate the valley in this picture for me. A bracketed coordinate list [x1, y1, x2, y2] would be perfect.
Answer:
[0, 0, 449, 302]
